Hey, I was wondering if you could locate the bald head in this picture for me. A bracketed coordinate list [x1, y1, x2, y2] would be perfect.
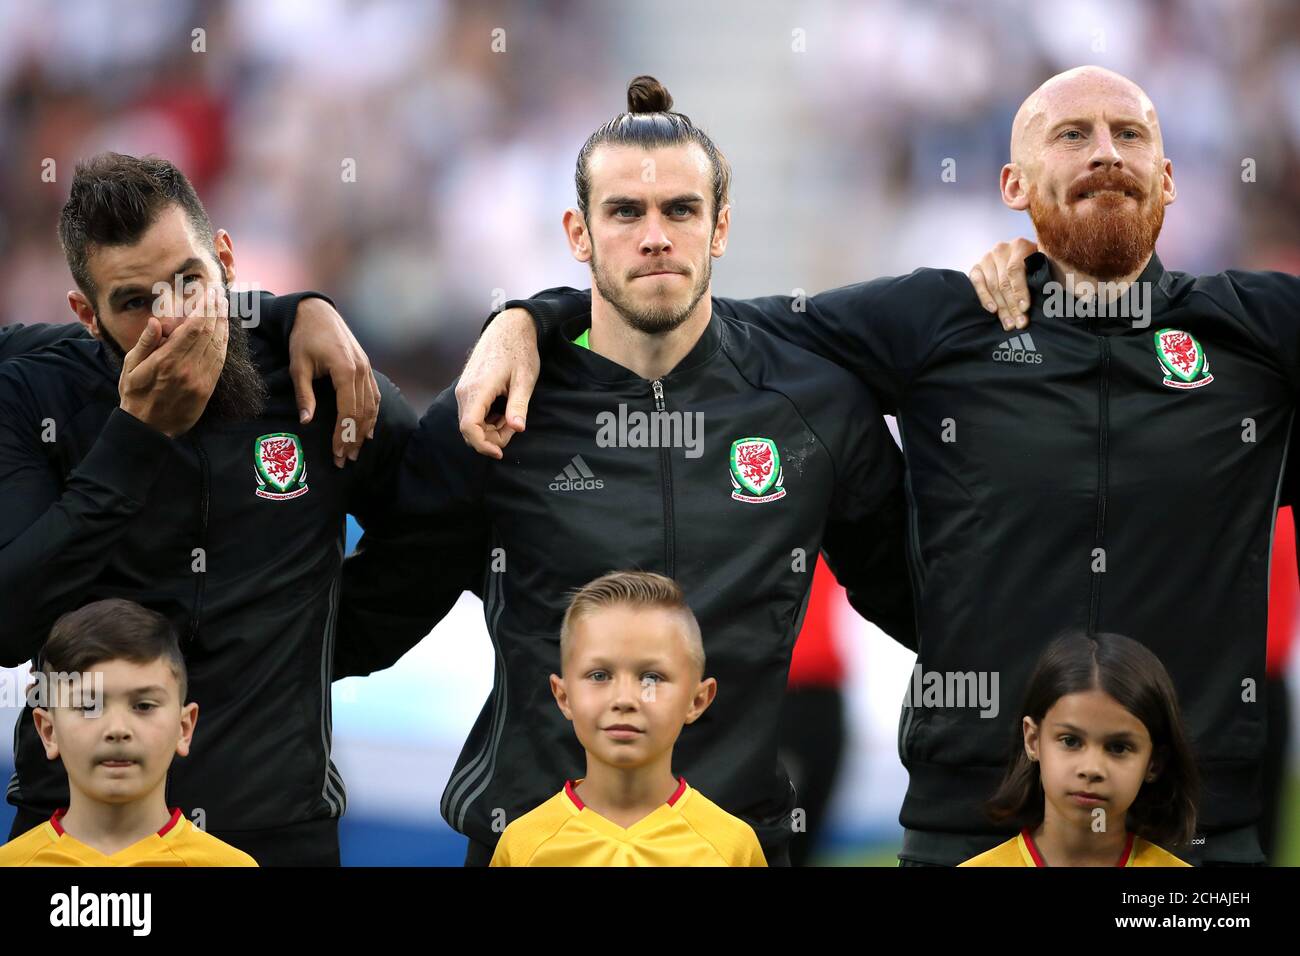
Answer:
[1010, 66, 1163, 167]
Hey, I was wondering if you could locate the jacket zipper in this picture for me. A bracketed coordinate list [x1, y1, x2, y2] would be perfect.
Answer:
[653, 379, 675, 578]
[188, 434, 211, 644]
[1089, 334, 1110, 632]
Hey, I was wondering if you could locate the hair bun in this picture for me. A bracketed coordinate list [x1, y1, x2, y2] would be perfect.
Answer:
[627, 75, 673, 113]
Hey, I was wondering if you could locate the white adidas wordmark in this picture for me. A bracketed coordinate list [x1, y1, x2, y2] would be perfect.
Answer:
[992, 332, 1044, 364]
[550, 454, 604, 492]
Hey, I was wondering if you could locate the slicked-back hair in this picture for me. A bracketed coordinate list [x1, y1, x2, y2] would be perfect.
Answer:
[574, 75, 731, 226]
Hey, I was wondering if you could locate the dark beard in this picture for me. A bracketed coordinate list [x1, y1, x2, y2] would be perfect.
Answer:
[98, 292, 268, 424]
[590, 244, 711, 335]
[1029, 170, 1165, 281]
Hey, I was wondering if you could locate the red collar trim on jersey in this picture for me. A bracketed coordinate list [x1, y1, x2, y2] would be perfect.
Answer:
[1021, 827, 1046, 866]
[564, 776, 689, 811]
[1114, 831, 1136, 867]
[157, 807, 183, 837]
[1022, 827, 1137, 867]
[564, 779, 585, 811]
[50, 806, 184, 838]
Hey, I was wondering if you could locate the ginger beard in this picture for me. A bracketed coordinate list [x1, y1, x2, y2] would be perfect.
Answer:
[589, 236, 712, 335]
[1028, 167, 1165, 281]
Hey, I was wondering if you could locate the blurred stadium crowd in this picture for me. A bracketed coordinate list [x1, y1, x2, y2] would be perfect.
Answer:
[2, 0, 1297, 409]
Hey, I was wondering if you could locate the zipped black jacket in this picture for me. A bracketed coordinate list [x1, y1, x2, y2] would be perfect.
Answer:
[335, 306, 915, 856]
[0, 293, 419, 845]
[511, 253, 1300, 851]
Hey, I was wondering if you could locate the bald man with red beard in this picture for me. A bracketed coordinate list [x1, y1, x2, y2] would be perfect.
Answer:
[1014, 68, 1172, 292]
[464, 65, 1299, 866]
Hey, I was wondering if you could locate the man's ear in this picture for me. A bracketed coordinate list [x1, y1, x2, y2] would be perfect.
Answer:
[710, 204, 731, 258]
[1160, 157, 1177, 207]
[1001, 163, 1031, 211]
[213, 229, 236, 286]
[563, 209, 592, 264]
[67, 291, 99, 338]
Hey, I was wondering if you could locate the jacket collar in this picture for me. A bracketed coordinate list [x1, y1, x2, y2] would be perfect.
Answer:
[549, 304, 724, 387]
[1025, 250, 1174, 331]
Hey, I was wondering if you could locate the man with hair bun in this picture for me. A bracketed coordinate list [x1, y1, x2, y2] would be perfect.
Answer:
[336, 75, 949, 866]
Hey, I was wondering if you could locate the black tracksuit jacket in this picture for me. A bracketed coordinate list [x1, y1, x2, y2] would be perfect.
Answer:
[513, 252, 1300, 855]
[335, 306, 916, 857]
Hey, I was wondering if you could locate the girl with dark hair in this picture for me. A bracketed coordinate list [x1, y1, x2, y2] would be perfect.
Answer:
[961, 631, 1198, 867]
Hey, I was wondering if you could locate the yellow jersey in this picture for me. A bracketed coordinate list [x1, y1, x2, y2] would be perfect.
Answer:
[0, 808, 258, 867]
[959, 827, 1190, 867]
[490, 777, 767, 867]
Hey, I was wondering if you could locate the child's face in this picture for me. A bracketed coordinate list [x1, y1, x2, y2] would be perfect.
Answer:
[32, 658, 198, 806]
[1024, 688, 1158, 833]
[551, 605, 716, 771]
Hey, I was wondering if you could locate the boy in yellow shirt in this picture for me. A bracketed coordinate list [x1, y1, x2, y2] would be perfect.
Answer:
[491, 571, 766, 866]
[0, 599, 256, 866]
